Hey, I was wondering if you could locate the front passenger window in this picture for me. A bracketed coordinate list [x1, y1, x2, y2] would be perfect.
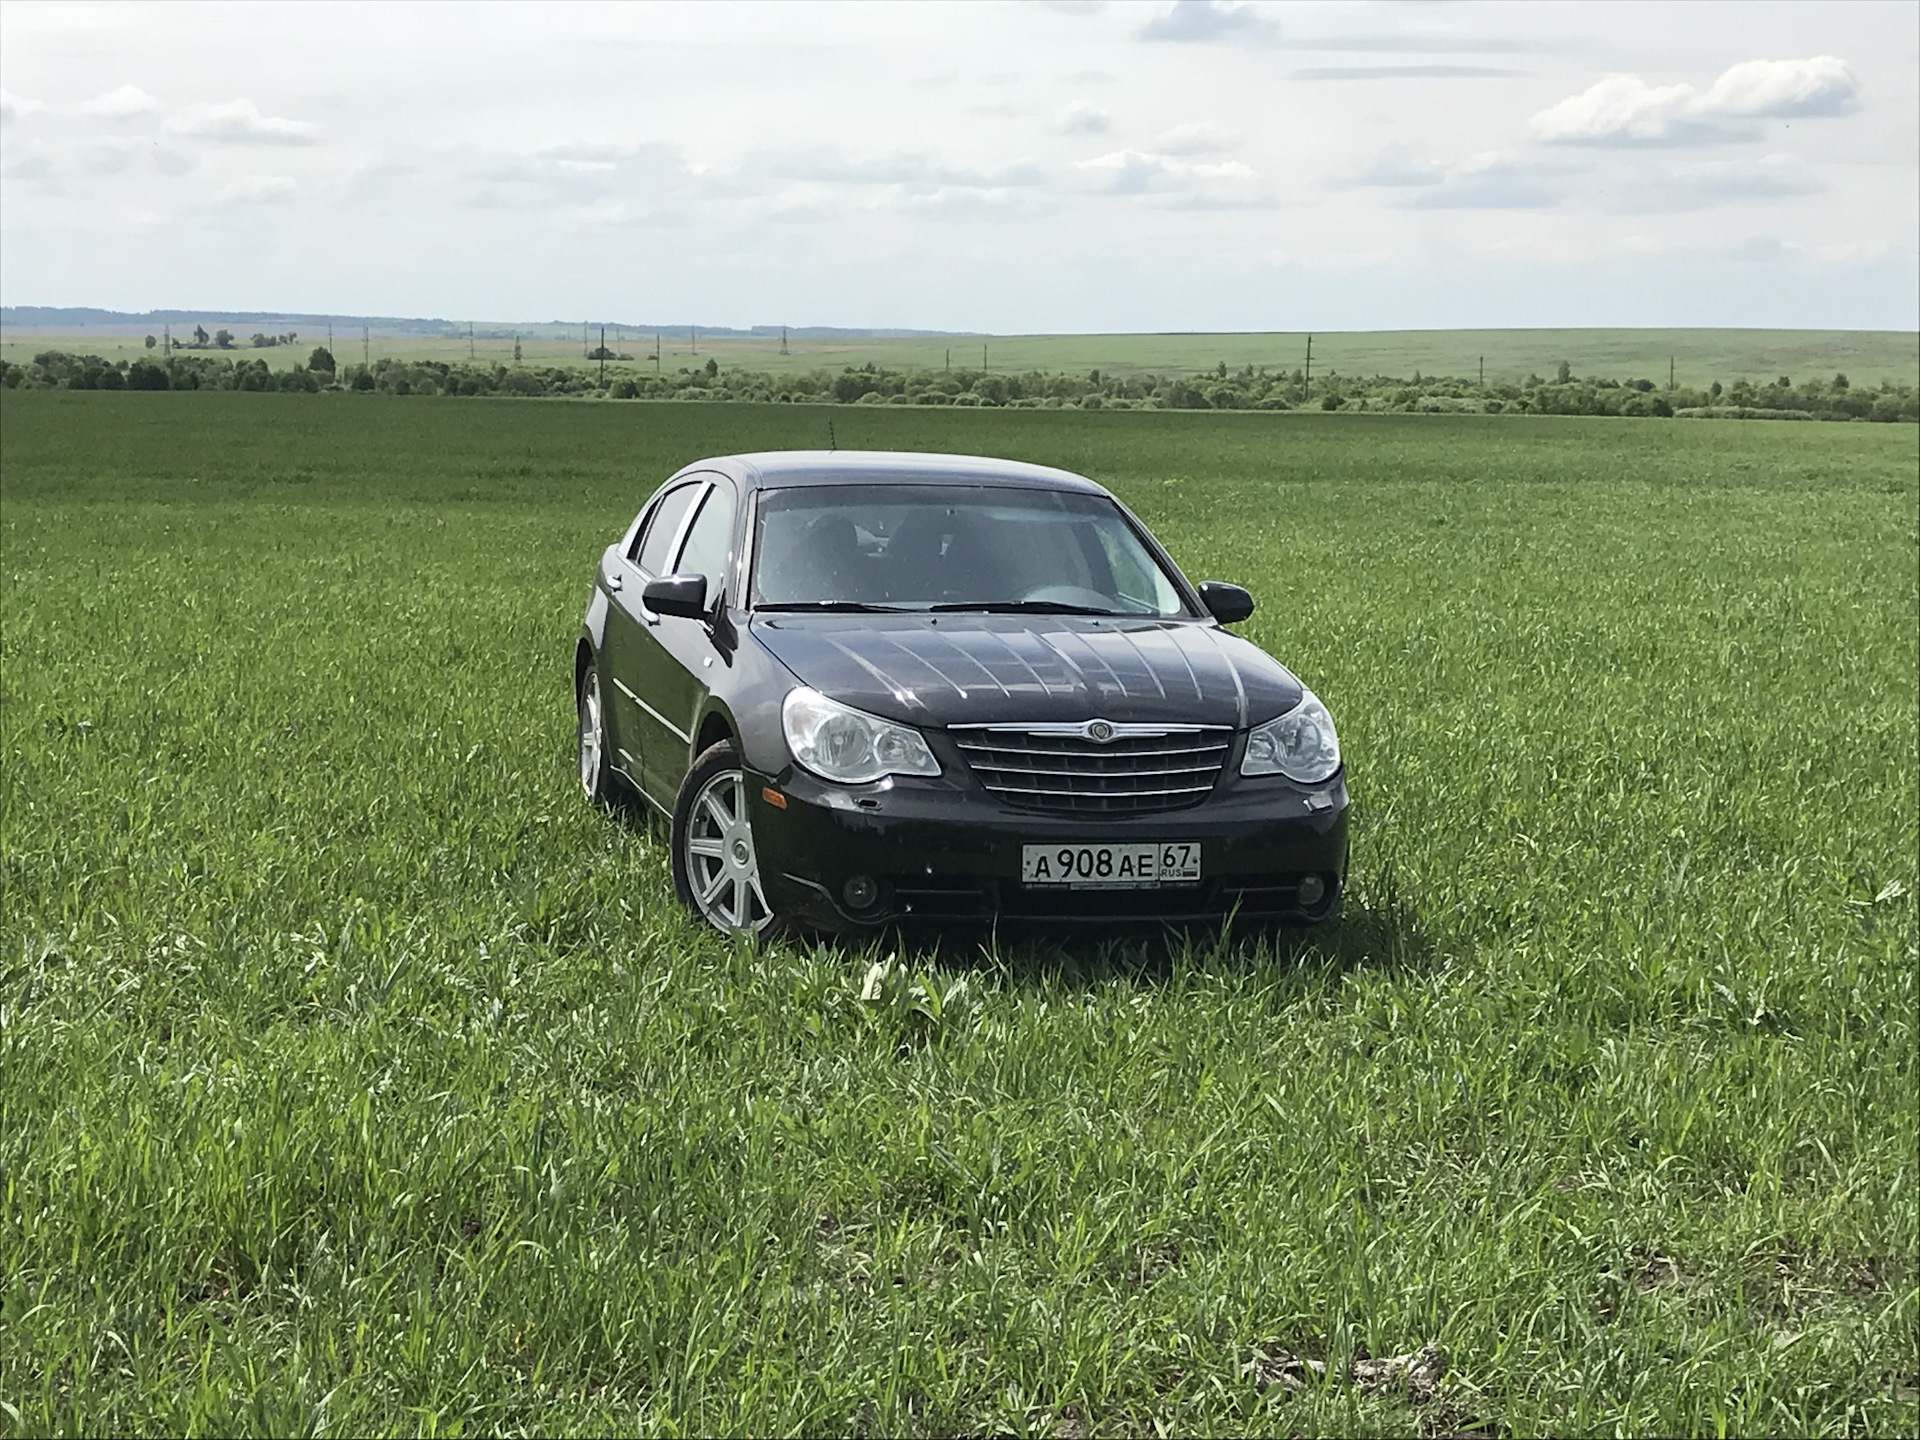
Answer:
[674, 485, 735, 593]
[635, 483, 700, 576]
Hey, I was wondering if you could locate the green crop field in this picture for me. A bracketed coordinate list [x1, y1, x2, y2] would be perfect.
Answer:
[2, 393, 1916, 1437]
[6, 325, 1918, 388]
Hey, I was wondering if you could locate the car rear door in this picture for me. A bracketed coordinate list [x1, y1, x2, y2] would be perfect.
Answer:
[627, 475, 741, 805]
[603, 479, 703, 791]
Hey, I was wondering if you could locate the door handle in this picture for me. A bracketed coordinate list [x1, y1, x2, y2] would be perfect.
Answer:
[608, 572, 623, 591]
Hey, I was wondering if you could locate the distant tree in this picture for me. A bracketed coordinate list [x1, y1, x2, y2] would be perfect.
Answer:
[193, 324, 209, 348]
[1709, 380, 1723, 399]
[214, 329, 234, 349]
[1555, 360, 1572, 384]
[1832, 373, 1849, 390]
[704, 357, 719, 378]
[251, 333, 272, 348]
[513, 339, 523, 363]
[308, 345, 336, 375]
[144, 334, 157, 350]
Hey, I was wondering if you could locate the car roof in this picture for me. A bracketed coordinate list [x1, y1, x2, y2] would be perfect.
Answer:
[689, 450, 1109, 495]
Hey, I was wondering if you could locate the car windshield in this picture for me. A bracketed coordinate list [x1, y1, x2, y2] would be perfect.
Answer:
[751, 483, 1191, 616]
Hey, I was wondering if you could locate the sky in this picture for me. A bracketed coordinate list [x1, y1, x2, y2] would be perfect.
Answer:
[2, 0, 1916, 333]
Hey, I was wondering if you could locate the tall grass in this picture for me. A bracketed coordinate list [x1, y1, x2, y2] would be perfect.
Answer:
[2, 393, 1915, 1435]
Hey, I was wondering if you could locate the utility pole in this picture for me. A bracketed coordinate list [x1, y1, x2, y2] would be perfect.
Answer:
[582, 322, 589, 358]
[326, 320, 333, 359]
[164, 322, 171, 354]
[469, 322, 475, 360]
[691, 325, 697, 356]
[1669, 356, 1675, 391]
[363, 325, 370, 370]
[1304, 334, 1312, 399]
[945, 348, 950, 371]
[1479, 355, 1484, 386]
[779, 326, 789, 356]
[599, 326, 607, 386]
[654, 333, 661, 368]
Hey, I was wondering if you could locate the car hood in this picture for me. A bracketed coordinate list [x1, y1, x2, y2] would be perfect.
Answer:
[749, 613, 1302, 729]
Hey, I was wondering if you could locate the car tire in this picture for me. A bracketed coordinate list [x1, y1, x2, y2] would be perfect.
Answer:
[578, 662, 613, 805]
[672, 739, 777, 937]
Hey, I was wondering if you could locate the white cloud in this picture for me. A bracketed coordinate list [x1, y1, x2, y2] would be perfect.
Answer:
[72, 84, 159, 119]
[0, 152, 57, 183]
[1699, 56, 1860, 118]
[1532, 55, 1859, 146]
[1074, 147, 1271, 208]
[165, 99, 318, 146]
[1604, 153, 1826, 213]
[1294, 64, 1525, 81]
[1055, 101, 1111, 135]
[79, 143, 132, 176]
[1152, 121, 1238, 154]
[1138, 2, 1278, 46]
[1344, 143, 1445, 188]
[1397, 151, 1569, 210]
[221, 173, 296, 204]
[757, 149, 1045, 190]
[0, 89, 48, 123]
[1, 2, 127, 34]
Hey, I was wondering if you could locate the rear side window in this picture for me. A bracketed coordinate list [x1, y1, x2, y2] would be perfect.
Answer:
[634, 483, 701, 576]
[675, 483, 735, 591]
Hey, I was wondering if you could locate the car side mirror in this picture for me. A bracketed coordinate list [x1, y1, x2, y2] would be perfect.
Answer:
[1197, 581, 1255, 625]
[642, 573, 709, 619]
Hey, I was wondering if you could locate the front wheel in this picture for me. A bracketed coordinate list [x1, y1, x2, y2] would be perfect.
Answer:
[672, 740, 776, 936]
[578, 663, 612, 804]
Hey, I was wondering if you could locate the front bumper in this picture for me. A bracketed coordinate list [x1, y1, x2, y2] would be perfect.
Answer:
[748, 763, 1350, 932]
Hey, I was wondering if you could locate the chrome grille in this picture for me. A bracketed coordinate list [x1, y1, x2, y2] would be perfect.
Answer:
[951, 723, 1231, 815]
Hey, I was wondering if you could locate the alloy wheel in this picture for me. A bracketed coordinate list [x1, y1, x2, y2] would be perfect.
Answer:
[681, 768, 772, 933]
[578, 668, 606, 800]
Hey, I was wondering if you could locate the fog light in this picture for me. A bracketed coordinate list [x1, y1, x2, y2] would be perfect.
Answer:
[842, 874, 880, 911]
[1297, 873, 1326, 908]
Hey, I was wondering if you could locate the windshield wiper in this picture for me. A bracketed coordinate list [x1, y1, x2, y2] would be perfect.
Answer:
[755, 600, 914, 613]
[928, 599, 1122, 616]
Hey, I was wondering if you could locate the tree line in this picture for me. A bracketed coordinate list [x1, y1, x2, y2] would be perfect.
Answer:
[3, 348, 1914, 423]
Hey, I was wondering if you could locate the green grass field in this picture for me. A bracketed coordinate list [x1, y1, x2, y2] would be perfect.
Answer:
[6, 326, 1918, 388]
[2, 393, 1916, 1436]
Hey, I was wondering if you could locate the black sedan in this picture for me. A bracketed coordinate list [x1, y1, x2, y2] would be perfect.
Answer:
[574, 451, 1349, 935]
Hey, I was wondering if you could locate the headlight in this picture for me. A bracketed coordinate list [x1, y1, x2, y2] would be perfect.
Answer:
[1241, 689, 1340, 783]
[782, 687, 939, 784]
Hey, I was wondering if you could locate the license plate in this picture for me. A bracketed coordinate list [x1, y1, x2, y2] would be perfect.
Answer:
[1020, 841, 1202, 889]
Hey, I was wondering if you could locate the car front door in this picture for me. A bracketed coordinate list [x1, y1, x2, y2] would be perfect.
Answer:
[603, 479, 703, 792]
[628, 475, 740, 805]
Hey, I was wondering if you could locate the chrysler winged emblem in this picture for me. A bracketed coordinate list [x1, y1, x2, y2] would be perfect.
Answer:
[1085, 719, 1116, 743]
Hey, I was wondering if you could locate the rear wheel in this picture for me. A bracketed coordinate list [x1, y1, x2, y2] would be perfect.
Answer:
[672, 740, 775, 936]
